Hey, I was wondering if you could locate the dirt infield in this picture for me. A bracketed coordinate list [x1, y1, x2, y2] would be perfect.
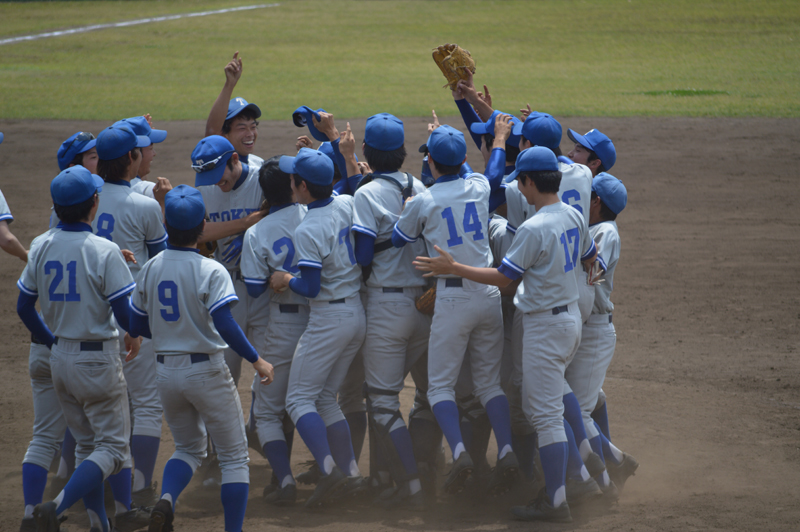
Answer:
[0, 116, 798, 530]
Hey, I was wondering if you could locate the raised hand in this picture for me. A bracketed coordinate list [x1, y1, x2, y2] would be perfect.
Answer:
[296, 135, 314, 152]
[477, 84, 492, 108]
[224, 51, 243, 86]
[427, 110, 440, 133]
[519, 104, 532, 121]
[312, 111, 339, 142]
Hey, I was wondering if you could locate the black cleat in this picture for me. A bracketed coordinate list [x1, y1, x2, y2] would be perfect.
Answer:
[487, 451, 520, 495]
[583, 451, 606, 478]
[32, 501, 62, 532]
[304, 466, 348, 508]
[606, 452, 639, 491]
[565, 477, 603, 506]
[148, 499, 174, 532]
[511, 490, 572, 523]
[296, 460, 322, 485]
[263, 483, 297, 507]
[443, 452, 474, 494]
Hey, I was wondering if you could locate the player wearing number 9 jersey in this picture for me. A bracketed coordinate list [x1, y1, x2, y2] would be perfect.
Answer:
[93, 123, 168, 510]
[240, 157, 308, 505]
[17, 166, 138, 532]
[130, 185, 273, 532]
[393, 125, 518, 497]
[268, 148, 367, 507]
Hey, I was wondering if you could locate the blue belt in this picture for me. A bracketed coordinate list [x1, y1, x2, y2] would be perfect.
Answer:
[552, 305, 569, 315]
[445, 278, 463, 287]
[157, 354, 210, 364]
[608, 314, 613, 323]
[54, 337, 104, 351]
[329, 298, 346, 304]
[382, 287, 404, 293]
[279, 304, 299, 313]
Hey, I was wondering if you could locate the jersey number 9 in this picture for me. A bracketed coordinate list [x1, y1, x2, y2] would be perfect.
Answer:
[158, 281, 180, 322]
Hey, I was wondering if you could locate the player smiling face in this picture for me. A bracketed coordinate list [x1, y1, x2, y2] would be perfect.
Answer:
[215, 153, 242, 193]
[138, 144, 155, 178]
[567, 143, 593, 166]
[225, 116, 258, 158]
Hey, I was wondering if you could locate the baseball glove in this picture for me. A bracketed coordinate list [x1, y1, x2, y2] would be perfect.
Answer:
[198, 240, 217, 258]
[432, 43, 476, 91]
[415, 286, 436, 315]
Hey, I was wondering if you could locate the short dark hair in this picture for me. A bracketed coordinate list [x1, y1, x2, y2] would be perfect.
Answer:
[292, 174, 332, 201]
[518, 170, 561, 194]
[431, 158, 462, 177]
[363, 144, 406, 173]
[587, 151, 606, 173]
[222, 110, 259, 135]
[68, 153, 84, 168]
[484, 133, 520, 164]
[54, 193, 96, 224]
[97, 149, 139, 182]
[590, 191, 617, 221]
[166, 221, 204, 247]
[258, 156, 293, 207]
[521, 138, 562, 158]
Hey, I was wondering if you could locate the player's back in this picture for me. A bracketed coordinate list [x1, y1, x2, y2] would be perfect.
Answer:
[353, 175, 427, 288]
[510, 202, 588, 314]
[133, 248, 235, 355]
[557, 162, 593, 220]
[403, 174, 493, 271]
[295, 195, 361, 301]
[590, 220, 621, 314]
[242, 203, 309, 305]
[92, 182, 166, 276]
[19, 227, 133, 341]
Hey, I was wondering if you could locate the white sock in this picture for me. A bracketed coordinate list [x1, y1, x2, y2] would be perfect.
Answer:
[87, 508, 104, 532]
[498, 444, 512, 460]
[132, 469, 146, 491]
[56, 459, 68, 479]
[608, 442, 624, 464]
[579, 465, 591, 481]
[408, 478, 422, 495]
[114, 501, 128, 515]
[598, 471, 611, 487]
[24, 504, 34, 518]
[322, 455, 335, 475]
[578, 439, 593, 462]
[452, 442, 466, 460]
[53, 490, 65, 510]
[552, 485, 566, 508]
[348, 460, 360, 477]
[161, 494, 173, 505]
[280, 475, 296, 488]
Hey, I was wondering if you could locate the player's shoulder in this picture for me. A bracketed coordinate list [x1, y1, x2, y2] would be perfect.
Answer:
[560, 161, 592, 180]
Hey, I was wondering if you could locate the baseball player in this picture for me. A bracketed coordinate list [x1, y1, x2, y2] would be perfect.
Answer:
[414, 146, 598, 522]
[92, 123, 168, 514]
[129, 185, 274, 532]
[269, 147, 367, 507]
[57, 131, 99, 174]
[392, 125, 518, 496]
[347, 113, 430, 507]
[114, 115, 169, 203]
[566, 128, 617, 177]
[565, 173, 638, 493]
[17, 166, 139, 532]
[0, 135, 28, 262]
[205, 52, 264, 169]
[240, 157, 308, 506]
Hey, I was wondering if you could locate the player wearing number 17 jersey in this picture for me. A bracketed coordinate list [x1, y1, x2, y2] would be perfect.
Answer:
[393, 125, 517, 496]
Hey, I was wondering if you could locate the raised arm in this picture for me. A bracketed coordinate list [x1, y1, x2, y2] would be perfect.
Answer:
[205, 52, 243, 136]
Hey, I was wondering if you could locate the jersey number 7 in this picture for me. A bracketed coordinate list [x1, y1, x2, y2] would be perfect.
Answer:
[559, 228, 580, 273]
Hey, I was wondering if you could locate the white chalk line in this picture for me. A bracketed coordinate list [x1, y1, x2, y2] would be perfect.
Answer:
[0, 4, 279, 46]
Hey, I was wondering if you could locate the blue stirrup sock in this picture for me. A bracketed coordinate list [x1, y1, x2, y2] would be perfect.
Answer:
[432, 400, 466, 460]
[389, 426, 419, 476]
[564, 419, 589, 481]
[131, 435, 160, 489]
[563, 392, 591, 459]
[295, 413, 335, 475]
[56, 459, 104, 515]
[263, 440, 294, 487]
[327, 419, 359, 476]
[484, 395, 513, 459]
[82, 480, 109, 532]
[22, 463, 49, 514]
[107, 467, 132, 512]
[221, 482, 248, 532]
[592, 401, 610, 439]
[160, 458, 194, 502]
[538, 441, 568, 508]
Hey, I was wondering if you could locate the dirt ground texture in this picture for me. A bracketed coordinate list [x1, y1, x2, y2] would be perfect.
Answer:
[0, 116, 798, 531]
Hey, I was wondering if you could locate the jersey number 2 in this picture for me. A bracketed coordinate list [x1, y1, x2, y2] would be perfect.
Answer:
[45, 261, 80, 302]
[158, 281, 180, 322]
[272, 237, 300, 274]
[559, 228, 581, 273]
[441, 202, 484, 247]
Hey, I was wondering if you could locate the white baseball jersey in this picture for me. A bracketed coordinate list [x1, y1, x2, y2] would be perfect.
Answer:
[244, 153, 264, 169]
[241, 203, 309, 305]
[131, 247, 238, 355]
[501, 202, 595, 314]
[18, 225, 135, 340]
[488, 215, 513, 267]
[294, 195, 361, 301]
[503, 162, 592, 234]
[353, 173, 427, 288]
[130, 177, 156, 199]
[394, 174, 493, 274]
[91, 181, 166, 277]
[0, 188, 13, 223]
[198, 163, 263, 273]
[590, 220, 621, 315]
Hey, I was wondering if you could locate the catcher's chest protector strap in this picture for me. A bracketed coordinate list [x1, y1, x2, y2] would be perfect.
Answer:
[362, 173, 414, 280]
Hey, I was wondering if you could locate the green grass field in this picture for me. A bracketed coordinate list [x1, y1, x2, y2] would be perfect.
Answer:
[0, 0, 798, 120]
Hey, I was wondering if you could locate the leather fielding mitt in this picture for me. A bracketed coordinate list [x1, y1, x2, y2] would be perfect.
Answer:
[432, 43, 476, 90]
[415, 286, 436, 315]
[198, 214, 217, 258]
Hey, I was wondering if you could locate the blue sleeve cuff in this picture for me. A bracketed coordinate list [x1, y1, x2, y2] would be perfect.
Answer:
[146, 240, 167, 258]
[129, 308, 152, 339]
[108, 282, 136, 302]
[354, 231, 376, 267]
[392, 224, 417, 245]
[110, 295, 133, 334]
[455, 99, 483, 149]
[17, 291, 55, 348]
[211, 303, 259, 363]
[288, 265, 321, 298]
[500, 257, 524, 278]
[581, 240, 597, 262]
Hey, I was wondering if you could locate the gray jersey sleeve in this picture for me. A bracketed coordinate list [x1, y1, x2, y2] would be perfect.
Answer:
[240, 224, 270, 286]
[0, 189, 13, 223]
[393, 192, 428, 244]
[295, 222, 324, 270]
[591, 221, 620, 314]
[205, 262, 238, 312]
[352, 187, 380, 238]
[101, 244, 137, 301]
[143, 201, 167, 245]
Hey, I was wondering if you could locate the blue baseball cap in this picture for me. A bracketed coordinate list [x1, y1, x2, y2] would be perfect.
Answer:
[469, 110, 522, 148]
[50, 166, 104, 206]
[567, 128, 616, 171]
[426, 125, 467, 167]
[292, 106, 328, 142]
[227, 97, 261, 120]
[505, 146, 559, 183]
[96, 125, 150, 161]
[114, 116, 167, 144]
[592, 172, 627, 214]
[165, 185, 206, 230]
[57, 131, 97, 171]
[191, 136, 236, 187]
[513, 112, 562, 152]
[279, 147, 334, 186]
[364, 113, 404, 151]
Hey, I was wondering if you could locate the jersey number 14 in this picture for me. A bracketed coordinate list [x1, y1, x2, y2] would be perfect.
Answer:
[441, 202, 484, 247]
